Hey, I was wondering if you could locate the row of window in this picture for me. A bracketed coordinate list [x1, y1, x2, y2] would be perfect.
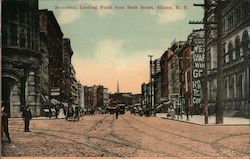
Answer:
[2, 24, 38, 50]
[222, 2, 250, 32]
[223, 30, 249, 63]
[224, 74, 244, 99]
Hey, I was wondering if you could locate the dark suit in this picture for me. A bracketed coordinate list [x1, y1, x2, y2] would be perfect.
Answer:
[22, 108, 32, 132]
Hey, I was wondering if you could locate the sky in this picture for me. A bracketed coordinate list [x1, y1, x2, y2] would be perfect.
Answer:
[39, 0, 203, 94]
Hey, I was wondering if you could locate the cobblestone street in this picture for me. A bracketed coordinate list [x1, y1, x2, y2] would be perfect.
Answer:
[2, 113, 250, 158]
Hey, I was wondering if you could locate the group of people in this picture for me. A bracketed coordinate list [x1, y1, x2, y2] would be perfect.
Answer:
[1, 101, 32, 143]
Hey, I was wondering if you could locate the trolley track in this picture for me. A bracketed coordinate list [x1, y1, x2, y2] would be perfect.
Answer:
[87, 115, 174, 157]
[128, 115, 250, 157]
[121, 115, 214, 157]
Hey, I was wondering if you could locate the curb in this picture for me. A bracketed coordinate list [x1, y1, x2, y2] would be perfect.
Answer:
[159, 117, 250, 126]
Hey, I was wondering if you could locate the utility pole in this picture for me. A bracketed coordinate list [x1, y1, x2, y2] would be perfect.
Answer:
[148, 55, 154, 116]
[190, 0, 224, 124]
[203, 0, 209, 124]
[216, 0, 223, 124]
[189, 0, 215, 124]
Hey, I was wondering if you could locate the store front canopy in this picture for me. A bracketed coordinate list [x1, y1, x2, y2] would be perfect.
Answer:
[50, 98, 61, 105]
[40, 94, 50, 106]
[61, 102, 68, 107]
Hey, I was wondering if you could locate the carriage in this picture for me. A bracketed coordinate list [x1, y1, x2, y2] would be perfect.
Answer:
[66, 105, 81, 121]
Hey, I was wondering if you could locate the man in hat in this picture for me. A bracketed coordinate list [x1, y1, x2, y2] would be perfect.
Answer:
[22, 107, 32, 132]
[1, 101, 11, 143]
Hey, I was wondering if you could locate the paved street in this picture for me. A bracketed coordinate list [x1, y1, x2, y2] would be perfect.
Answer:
[2, 113, 250, 158]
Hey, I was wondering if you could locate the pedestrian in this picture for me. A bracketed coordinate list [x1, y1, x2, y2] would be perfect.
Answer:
[1, 101, 11, 143]
[22, 107, 32, 132]
[55, 105, 59, 119]
[115, 106, 119, 119]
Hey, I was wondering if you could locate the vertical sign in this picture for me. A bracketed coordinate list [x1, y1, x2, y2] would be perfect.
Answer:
[192, 42, 205, 112]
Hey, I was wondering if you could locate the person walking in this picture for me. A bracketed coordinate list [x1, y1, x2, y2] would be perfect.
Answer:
[22, 107, 32, 132]
[115, 106, 119, 119]
[1, 101, 11, 143]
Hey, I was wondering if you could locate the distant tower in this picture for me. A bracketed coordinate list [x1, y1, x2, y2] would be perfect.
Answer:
[117, 80, 119, 93]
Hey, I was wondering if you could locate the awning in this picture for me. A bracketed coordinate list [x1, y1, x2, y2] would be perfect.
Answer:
[51, 98, 61, 105]
[156, 104, 163, 109]
[40, 94, 50, 105]
[61, 102, 68, 107]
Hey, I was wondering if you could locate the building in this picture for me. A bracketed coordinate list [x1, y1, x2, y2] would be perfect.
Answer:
[160, 50, 169, 99]
[84, 86, 95, 110]
[109, 93, 133, 106]
[97, 86, 109, 108]
[141, 83, 147, 108]
[206, 0, 219, 115]
[2, 0, 41, 117]
[62, 38, 74, 103]
[220, 0, 250, 117]
[39, 9, 64, 102]
[206, 0, 250, 117]
[70, 64, 78, 104]
[168, 41, 185, 108]
[153, 59, 162, 106]
[77, 83, 85, 109]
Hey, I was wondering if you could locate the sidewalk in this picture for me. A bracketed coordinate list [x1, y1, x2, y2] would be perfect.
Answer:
[156, 113, 250, 125]
[10, 116, 60, 120]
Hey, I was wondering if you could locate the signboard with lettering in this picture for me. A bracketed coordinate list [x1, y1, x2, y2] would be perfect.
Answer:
[191, 36, 205, 111]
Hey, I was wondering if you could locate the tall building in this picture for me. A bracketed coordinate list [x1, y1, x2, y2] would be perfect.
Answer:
[2, 0, 41, 117]
[39, 9, 64, 101]
[160, 50, 169, 99]
[70, 64, 78, 104]
[220, 0, 250, 116]
[206, 0, 250, 117]
[62, 38, 73, 103]
[97, 86, 109, 108]
[153, 59, 161, 105]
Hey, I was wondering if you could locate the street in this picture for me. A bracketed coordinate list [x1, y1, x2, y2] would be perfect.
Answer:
[2, 113, 250, 157]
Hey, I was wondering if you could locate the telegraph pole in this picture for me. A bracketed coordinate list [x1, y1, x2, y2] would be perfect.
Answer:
[148, 55, 154, 116]
[189, 0, 216, 124]
[203, 0, 209, 124]
[216, 0, 223, 124]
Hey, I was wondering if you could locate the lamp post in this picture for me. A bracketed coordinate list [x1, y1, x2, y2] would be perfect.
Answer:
[148, 55, 154, 116]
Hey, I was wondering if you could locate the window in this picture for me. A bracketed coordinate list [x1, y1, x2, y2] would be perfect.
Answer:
[19, 11, 26, 23]
[242, 2, 248, 19]
[242, 30, 249, 55]
[235, 8, 241, 25]
[20, 33, 26, 48]
[9, 9, 17, 21]
[223, 44, 226, 64]
[224, 79, 228, 100]
[235, 36, 241, 58]
[228, 41, 234, 62]
[237, 75, 243, 98]
[2, 28, 7, 45]
[20, 28, 26, 48]
[10, 24, 18, 46]
[229, 76, 234, 99]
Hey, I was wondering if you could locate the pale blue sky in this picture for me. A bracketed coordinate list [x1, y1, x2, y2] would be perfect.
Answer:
[39, 0, 203, 93]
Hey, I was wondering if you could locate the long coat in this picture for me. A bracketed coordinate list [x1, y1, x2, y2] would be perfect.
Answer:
[22, 109, 32, 121]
